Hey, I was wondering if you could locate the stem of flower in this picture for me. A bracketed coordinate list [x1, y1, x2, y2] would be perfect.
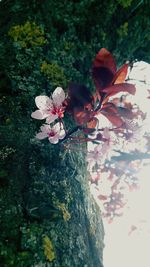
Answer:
[59, 126, 82, 143]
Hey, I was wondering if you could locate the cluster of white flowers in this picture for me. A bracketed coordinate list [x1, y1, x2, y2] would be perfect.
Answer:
[31, 87, 66, 144]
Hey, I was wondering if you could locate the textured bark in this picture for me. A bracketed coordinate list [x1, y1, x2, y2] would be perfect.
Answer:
[0, 0, 149, 266]
[22, 144, 105, 267]
[0, 141, 104, 266]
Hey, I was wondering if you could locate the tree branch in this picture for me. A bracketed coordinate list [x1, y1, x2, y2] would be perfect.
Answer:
[111, 150, 150, 162]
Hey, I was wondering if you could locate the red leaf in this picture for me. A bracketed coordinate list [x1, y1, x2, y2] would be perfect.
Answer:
[83, 117, 99, 134]
[74, 109, 93, 125]
[92, 48, 117, 91]
[113, 63, 128, 84]
[117, 107, 135, 119]
[87, 117, 99, 129]
[101, 112, 123, 127]
[101, 102, 119, 114]
[100, 103, 123, 126]
[67, 83, 94, 113]
[102, 83, 136, 98]
[98, 194, 108, 201]
[147, 89, 150, 99]
[82, 128, 94, 134]
[93, 48, 117, 73]
[95, 133, 103, 141]
[92, 67, 114, 91]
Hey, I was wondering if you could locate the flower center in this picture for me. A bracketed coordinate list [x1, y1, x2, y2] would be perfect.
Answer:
[48, 130, 55, 137]
[51, 106, 64, 118]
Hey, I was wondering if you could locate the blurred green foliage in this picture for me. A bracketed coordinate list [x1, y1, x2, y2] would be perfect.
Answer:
[117, 22, 129, 38]
[0, 0, 149, 266]
[117, 0, 133, 8]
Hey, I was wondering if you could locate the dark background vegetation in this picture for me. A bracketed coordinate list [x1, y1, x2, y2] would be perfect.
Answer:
[0, 0, 149, 266]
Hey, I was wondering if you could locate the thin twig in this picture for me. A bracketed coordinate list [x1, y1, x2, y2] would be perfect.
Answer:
[59, 126, 82, 143]
[111, 151, 150, 162]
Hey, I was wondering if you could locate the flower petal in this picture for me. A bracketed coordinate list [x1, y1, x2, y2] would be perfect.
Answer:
[59, 129, 66, 139]
[103, 127, 110, 139]
[52, 87, 65, 106]
[52, 122, 61, 132]
[31, 110, 48, 120]
[36, 132, 48, 140]
[46, 114, 58, 124]
[35, 96, 52, 110]
[49, 135, 59, 144]
[40, 124, 51, 133]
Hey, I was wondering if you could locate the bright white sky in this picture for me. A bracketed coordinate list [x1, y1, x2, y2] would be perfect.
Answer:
[103, 61, 150, 267]
[103, 164, 150, 267]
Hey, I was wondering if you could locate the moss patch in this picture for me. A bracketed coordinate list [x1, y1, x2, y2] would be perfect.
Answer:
[57, 202, 71, 221]
[8, 21, 47, 48]
[43, 236, 56, 262]
[41, 61, 67, 88]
